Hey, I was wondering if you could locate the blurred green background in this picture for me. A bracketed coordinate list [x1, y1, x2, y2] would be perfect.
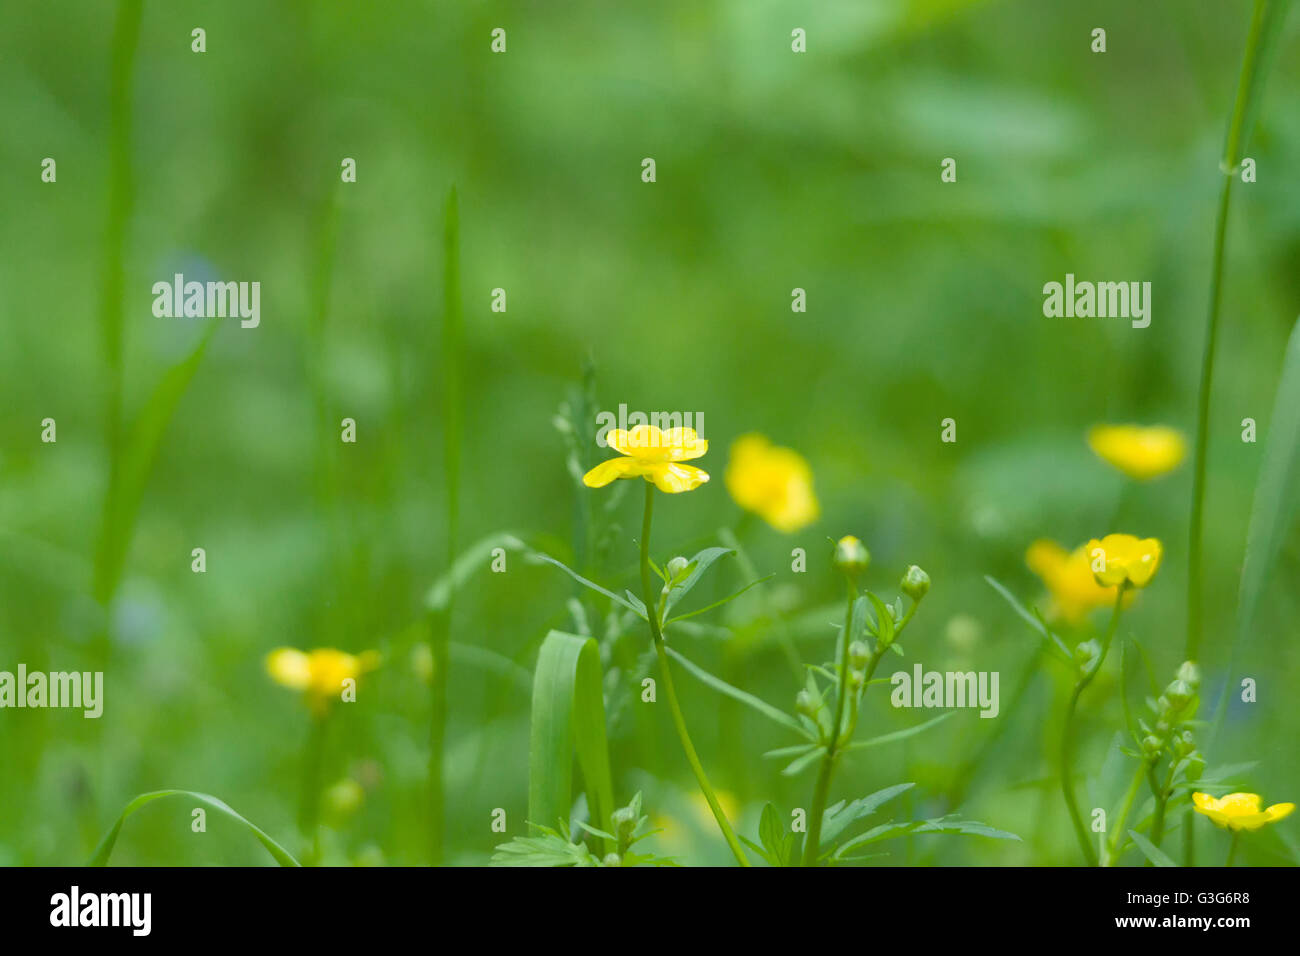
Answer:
[2, 0, 1298, 865]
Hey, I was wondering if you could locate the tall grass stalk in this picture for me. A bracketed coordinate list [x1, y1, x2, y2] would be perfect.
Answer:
[428, 186, 463, 864]
[92, 0, 144, 636]
[1185, 0, 1290, 865]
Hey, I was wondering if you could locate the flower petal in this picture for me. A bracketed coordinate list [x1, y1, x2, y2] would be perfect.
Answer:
[583, 457, 642, 488]
[648, 462, 710, 494]
[266, 648, 312, 689]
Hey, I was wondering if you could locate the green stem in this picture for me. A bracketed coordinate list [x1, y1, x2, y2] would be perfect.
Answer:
[298, 715, 327, 866]
[1225, 831, 1241, 867]
[1103, 761, 1150, 866]
[1060, 590, 1127, 866]
[639, 484, 749, 866]
[1148, 761, 1176, 855]
[801, 581, 856, 866]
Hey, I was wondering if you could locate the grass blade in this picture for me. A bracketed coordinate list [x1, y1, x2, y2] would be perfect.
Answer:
[90, 789, 299, 866]
[528, 631, 616, 854]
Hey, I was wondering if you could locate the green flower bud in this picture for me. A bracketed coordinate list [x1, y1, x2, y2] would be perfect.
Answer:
[849, 640, 871, 670]
[1074, 639, 1100, 671]
[1176, 661, 1201, 689]
[611, 805, 637, 843]
[1140, 735, 1163, 759]
[901, 565, 930, 601]
[796, 689, 816, 718]
[602, 852, 622, 867]
[666, 556, 690, 581]
[832, 536, 871, 579]
[848, 670, 865, 690]
[1164, 679, 1194, 709]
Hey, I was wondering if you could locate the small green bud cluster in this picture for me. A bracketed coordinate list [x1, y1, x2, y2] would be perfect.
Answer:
[1139, 661, 1203, 777]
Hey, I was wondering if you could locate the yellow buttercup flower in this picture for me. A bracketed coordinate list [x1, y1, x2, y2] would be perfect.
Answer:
[724, 433, 819, 532]
[266, 647, 381, 714]
[1086, 534, 1162, 589]
[1088, 424, 1186, 480]
[1193, 792, 1295, 832]
[582, 424, 709, 494]
[1026, 540, 1125, 624]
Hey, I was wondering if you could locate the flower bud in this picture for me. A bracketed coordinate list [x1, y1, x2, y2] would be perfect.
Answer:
[1164, 679, 1194, 709]
[832, 536, 870, 579]
[901, 565, 930, 601]
[1176, 661, 1201, 689]
[666, 556, 690, 581]
[796, 689, 817, 718]
[849, 640, 871, 670]
[1140, 735, 1163, 760]
[602, 852, 622, 867]
[848, 670, 865, 690]
[611, 805, 637, 843]
[1074, 639, 1100, 670]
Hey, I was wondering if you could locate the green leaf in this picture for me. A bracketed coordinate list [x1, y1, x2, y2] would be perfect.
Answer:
[90, 789, 298, 866]
[1223, 0, 1293, 171]
[93, 323, 216, 603]
[781, 746, 827, 777]
[527, 552, 647, 618]
[1237, 314, 1300, 655]
[833, 814, 1019, 859]
[425, 533, 527, 611]
[665, 574, 775, 624]
[819, 783, 916, 849]
[664, 646, 811, 737]
[843, 711, 957, 752]
[866, 592, 895, 646]
[664, 547, 734, 614]
[528, 631, 616, 855]
[1127, 829, 1176, 867]
[985, 576, 1072, 661]
[491, 822, 601, 867]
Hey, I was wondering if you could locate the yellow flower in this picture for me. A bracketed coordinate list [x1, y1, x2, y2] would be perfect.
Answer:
[1025, 540, 1124, 624]
[266, 647, 381, 714]
[724, 433, 819, 532]
[582, 424, 709, 494]
[1086, 534, 1163, 589]
[1088, 424, 1186, 480]
[1192, 792, 1295, 832]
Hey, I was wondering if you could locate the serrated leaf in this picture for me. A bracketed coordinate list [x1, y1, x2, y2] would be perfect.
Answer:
[819, 783, 916, 848]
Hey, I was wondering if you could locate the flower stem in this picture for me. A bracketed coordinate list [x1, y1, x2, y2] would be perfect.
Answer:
[1225, 831, 1241, 867]
[801, 581, 857, 866]
[1103, 761, 1150, 866]
[1061, 589, 1127, 866]
[1187, 0, 1273, 668]
[639, 483, 749, 866]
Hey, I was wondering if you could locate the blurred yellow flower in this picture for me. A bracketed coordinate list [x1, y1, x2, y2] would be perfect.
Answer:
[583, 424, 709, 494]
[1088, 424, 1186, 480]
[1193, 792, 1295, 832]
[724, 434, 819, 532]
[266, 647, 380, 714]
[1086, 534, 1162, 589]
[1025, 540, 1124, 624]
